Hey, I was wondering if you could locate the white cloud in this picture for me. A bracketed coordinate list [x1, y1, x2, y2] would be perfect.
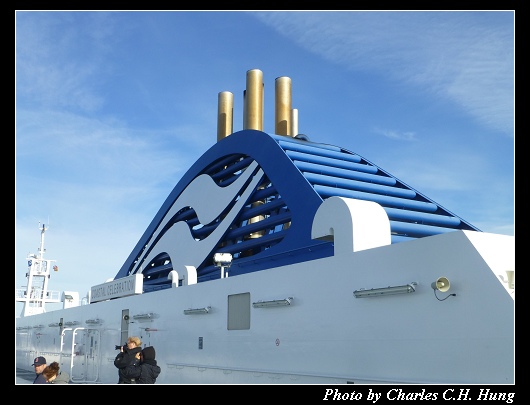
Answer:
[252, 11, 514, 135]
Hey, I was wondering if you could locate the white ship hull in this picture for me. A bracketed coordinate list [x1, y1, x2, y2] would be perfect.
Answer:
[16, 230, 514, 384]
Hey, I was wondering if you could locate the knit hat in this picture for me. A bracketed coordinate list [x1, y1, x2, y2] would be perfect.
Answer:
[142, 346, 156, 361]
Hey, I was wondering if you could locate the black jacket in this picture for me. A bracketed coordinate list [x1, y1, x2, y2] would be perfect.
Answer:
[122, 346, 161, 384]
[114, 347, 142, 384]
[33, 373, 47, 384]
[122, 360, 161, 384]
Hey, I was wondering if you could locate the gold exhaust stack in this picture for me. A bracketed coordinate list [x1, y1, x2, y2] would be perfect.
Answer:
[275, 76, 292, 136]
[243, 69, 264, 131]
[217, 68, 299, 140]
[217, 91, 234, 142]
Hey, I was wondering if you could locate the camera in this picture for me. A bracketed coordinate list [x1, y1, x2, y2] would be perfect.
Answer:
[115, 343, 126, 350]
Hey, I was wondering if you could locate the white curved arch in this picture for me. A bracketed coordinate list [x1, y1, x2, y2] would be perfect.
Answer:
[312, 196, 391, 255]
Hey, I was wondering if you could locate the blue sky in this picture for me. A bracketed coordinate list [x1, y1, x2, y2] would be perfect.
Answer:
[15, 11, 514, 314]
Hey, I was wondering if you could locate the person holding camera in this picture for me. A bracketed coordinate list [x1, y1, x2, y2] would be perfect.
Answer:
[113, 336, 142, 384]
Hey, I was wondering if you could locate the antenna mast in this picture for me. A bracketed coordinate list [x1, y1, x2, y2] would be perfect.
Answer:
[15, 223, 61, 317]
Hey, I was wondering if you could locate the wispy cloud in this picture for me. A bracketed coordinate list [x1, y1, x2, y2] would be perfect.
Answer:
[372, 127, 417, 141]
[16, 12, 122, 112]
[252, 11, 514, 135]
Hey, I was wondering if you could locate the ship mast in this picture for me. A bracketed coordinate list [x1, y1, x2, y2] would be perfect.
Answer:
[15, 223, 61, 317]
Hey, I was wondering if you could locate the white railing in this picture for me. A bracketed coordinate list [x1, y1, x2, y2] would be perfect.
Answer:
[15, 289, 61, 302]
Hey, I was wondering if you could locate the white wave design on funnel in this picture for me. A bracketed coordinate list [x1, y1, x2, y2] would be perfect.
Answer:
[136, 161, 263, 273]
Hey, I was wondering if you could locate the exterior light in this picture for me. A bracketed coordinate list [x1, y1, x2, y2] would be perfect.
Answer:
[213, 253, 232, 278]
[132, 312, 157, 320]
[183, 306, 211, 315]
[252, 297, 293, 308]
[353, 283, 417, 298]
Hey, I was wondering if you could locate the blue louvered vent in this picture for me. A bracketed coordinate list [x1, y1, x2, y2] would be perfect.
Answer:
[273, 134, 479, 244]
[117, 130, 479, 292]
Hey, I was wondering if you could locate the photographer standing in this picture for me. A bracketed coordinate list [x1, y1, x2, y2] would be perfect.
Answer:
[113, 336, 142, 384]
